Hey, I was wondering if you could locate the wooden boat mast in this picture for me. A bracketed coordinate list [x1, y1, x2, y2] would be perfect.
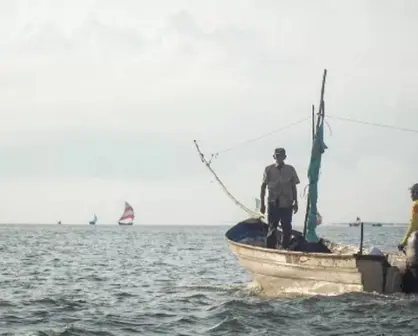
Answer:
[303, 104, 316, 237]
[302, 69, 327, 238]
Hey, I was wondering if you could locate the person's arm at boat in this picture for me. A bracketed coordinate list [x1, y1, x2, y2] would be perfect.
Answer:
[399, 203, 418, 250]
[260, 168, 268, 214]
[291, 166, 300, 214]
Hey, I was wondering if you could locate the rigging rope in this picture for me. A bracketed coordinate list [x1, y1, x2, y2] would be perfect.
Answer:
[209, 113, 418, 161]
[193, 113, 418, 223]
[212, 116, 311, 157]
[193, 140, 263, 220]
[327, 115, 418, 134]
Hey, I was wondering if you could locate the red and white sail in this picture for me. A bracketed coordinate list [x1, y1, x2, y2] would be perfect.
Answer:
[316, 212, 323, 226]
[118, 201, 135, 224]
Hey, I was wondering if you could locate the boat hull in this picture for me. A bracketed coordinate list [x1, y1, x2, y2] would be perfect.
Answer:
[118, 222, 133, 226]
[226, 218, 406, 296]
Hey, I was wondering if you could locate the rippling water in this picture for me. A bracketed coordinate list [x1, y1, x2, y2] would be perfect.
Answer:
[1, 224, 417, 335]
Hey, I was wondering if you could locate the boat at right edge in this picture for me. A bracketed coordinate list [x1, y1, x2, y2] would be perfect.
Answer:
[194, 69, 414, 297]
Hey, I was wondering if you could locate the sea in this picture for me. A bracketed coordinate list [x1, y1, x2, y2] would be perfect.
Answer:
[1, 224, 417, 336]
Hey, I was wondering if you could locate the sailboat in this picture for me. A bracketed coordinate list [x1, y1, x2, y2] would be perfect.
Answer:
[89, 214, 98, 225]
[118, 201, 135, 226]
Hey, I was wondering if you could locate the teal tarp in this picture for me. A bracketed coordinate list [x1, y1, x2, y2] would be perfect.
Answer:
[305, 112, 327, 242]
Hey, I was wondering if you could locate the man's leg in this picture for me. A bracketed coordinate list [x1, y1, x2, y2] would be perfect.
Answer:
[279, 207, 293, 249]
[266, 201, 279, 248]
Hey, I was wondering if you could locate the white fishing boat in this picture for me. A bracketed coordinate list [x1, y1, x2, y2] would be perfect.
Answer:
[118, 201, 135, 226]
[89, 214, 98, 225]
[194, 69, 413, 296]
[225, 217, 406, 296]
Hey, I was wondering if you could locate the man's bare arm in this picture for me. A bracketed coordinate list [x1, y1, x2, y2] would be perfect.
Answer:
[291, 184, 297, 205]
[292, 166, 300, 204]
[260, 182, 267, 204]
[261, 168, 268, 205]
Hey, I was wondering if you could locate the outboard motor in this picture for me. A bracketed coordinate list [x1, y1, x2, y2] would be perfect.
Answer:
[402, 231, 418, 293]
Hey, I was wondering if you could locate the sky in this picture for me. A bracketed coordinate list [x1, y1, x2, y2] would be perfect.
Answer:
[0, 0, 417, 225]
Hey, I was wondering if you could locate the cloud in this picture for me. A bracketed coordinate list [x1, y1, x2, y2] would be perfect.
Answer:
[0, 129, 203, 180]
[0, 1, 417, 225]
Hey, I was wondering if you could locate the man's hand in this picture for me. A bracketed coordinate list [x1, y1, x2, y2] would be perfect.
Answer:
[293, 202, 298, 214]
[260, 203, 266, 214]
[398, 243, 405, 252]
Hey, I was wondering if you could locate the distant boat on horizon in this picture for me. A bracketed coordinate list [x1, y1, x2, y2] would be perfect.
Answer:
[118, 201, 135, 226]
[89, 214, 98, 225]
[57, 220, 62, 225]
[349, 217, 361, 227]
[347, 217, 384, 227]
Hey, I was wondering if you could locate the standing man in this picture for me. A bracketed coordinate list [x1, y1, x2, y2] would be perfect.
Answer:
[260, 148, 300, 249]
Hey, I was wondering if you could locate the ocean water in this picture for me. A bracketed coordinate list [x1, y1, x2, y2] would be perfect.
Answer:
[1, 224, 417, 336]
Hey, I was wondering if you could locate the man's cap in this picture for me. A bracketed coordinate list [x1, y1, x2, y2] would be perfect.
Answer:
[274, 148, 286, 155]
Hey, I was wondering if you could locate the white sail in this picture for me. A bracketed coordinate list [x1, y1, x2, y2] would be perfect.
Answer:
[89, 214, 98, 225]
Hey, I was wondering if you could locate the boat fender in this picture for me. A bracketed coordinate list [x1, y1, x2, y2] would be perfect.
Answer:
[406, 231, 418, 268]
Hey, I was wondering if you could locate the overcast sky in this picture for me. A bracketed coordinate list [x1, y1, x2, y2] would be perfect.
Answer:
[0, 0, 417, 225]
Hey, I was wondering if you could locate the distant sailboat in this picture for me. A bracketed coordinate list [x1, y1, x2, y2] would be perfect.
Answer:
[118, 201, 135, 226]
[57, 221, 62, 225]
[89, 214, 98, 225]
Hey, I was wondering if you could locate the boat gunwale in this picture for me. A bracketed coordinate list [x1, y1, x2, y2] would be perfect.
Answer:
[237, 252, 361, 273]
[227, 238, 359, 260]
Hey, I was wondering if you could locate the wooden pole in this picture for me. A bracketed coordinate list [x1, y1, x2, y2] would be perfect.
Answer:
[311, 104, 315, 142]
[359, 222, 364, 255]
